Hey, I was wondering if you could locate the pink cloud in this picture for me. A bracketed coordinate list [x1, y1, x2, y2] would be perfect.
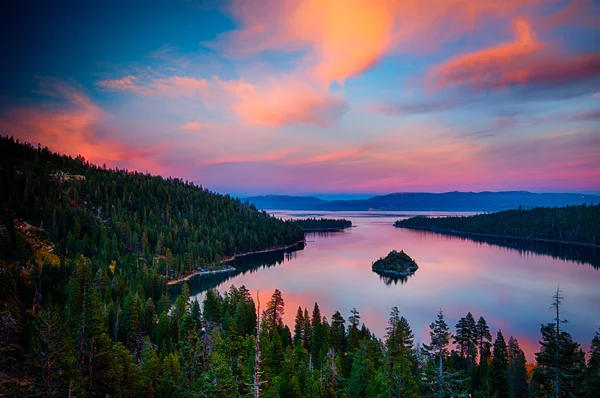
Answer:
[0, 77, 167, 169]
[215, 0, 548, 85]
[429, 18, 600, 91]
[216, 76, 348, 127]
[180, 121, 204, 131]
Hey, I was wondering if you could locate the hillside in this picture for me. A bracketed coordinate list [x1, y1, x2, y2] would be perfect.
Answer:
[246, 191, 600, 211]
[0, 136, 304, 275]
[395, 205, 600, 247]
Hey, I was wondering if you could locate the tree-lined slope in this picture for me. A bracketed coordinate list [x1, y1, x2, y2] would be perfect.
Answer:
[1, 136, 304, 278]
[395, 205, 600, 247]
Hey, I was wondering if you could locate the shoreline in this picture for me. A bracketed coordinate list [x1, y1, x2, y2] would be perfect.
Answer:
[395, 225, 600, 249]
[303, 227, 350, 232]
[167, 239, 306, 285]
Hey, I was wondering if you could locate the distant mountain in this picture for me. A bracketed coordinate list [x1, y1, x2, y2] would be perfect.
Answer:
[245, 191, 600, 212]
[245, 195, 327, 209]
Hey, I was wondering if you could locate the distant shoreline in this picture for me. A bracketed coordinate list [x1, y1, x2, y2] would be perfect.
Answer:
[395, 225, 600, 249]
[303, 226, 352, 232]
[167, 239, 306, 285]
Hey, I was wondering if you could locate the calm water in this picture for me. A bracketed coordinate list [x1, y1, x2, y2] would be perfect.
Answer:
[182, 211, 600, 360]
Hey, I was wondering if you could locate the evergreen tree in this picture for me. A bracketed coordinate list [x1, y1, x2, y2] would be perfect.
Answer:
[533, 289, 586, 398]
[348, 340, 377, 397]
[29, 306, 71, 397]
[584, 328, 600, 397]
[293, 306, 304, 346]
[263, 289, 285, 333]
[507, 337, 528, 398]
[422, 310, 466, 397]
[203, 288, 223, 325]
[454, 312, 477, 362]
[475, 316, 492, 364]
[490, 330, 509, 398]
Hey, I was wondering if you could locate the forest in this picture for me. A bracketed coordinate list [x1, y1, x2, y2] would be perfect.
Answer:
[395, 205, 600, 247]
[1, 136, 599, 396]
[292, 218, 352, 232]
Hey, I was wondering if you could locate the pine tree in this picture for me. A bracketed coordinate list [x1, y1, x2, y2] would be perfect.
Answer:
[190, 299, 201, 327]
[490, 330, 509, 397]
[584, 328, 600, 397]
[263, 289, 285, 333]
[203, 288, 222, 325]
[349, 307, 361, 328]
[454, 312, 477, 362]
[30, 306, 70, 397]
[507, 337, 528, 398]
[422, 310, 460, 398]
[534, 289, 586, 397]
[475, 316, 492, 364]
[293, 306, 304, 346]
[303, 307, 312, 350]
[534, 323, 586, 397]
[348, 340, 377, 397]
[330, 311, 346, 354]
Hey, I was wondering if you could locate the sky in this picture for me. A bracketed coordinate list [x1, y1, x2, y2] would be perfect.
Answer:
[1, 0, 599, 197]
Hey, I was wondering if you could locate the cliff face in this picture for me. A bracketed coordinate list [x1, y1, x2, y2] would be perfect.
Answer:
[372, 250, 419, 276]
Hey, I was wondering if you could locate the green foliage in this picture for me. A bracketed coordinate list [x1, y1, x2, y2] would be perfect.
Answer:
[2, 137, 598, 396]
[396, 204, 600, 247]
[490, 330, 509, 397]
[291, 217, 352, 231]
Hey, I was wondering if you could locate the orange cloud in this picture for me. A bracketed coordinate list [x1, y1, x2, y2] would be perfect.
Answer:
[217, 0, 541, 85]
[180, 121, 204, 131]
[216, 76, 348, 127]
[429, 18, 600, 91]
[0, 77, 163, 167]
[286, 147, 370, 166]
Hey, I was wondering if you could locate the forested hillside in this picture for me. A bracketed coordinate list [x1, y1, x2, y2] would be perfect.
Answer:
[395, 205, 600, 247]
[292, 218, 352, 232]
[2, 136, 599, 397]
[0, 136, 303, 275]
[0, 136, 299, 394]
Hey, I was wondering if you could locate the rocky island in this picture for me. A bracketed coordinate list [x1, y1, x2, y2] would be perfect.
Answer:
[372, 250, 419, 277]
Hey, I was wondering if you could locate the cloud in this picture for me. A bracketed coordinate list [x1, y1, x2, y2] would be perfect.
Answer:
[0, 77, 164, 167]
[96, 75, 139, 91]
[429, 18, 600, 91]
[215, 76, 348, 127]
[570, 109, 600, 121]
[180, 120, 204, 131]
[214, 0, 544, 85]
[203, 146, 302, 165]
[96, 75, 209, 100]
[371, 96, 475, 115]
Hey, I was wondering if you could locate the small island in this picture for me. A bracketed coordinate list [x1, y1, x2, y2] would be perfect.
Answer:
[372, 250, 419, 277]
[292, 217, 352, 232]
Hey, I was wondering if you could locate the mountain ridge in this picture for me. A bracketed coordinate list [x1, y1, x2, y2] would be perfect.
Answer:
[245, 191, 600, 211]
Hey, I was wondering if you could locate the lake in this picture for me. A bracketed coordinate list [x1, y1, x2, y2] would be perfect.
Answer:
[180, 211, 600, 360]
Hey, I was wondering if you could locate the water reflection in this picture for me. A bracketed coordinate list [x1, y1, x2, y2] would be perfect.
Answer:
[376, 273, 413, 286]
[407, 229, 600, 269]
[175, 211, 600, 359]
[170, 247, 302, 297]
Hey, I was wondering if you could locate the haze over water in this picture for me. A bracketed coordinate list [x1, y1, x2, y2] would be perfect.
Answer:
[187, 211, 600, 360]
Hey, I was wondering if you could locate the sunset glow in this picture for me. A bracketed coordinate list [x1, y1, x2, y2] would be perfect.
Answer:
[2, 0, 599, 195]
